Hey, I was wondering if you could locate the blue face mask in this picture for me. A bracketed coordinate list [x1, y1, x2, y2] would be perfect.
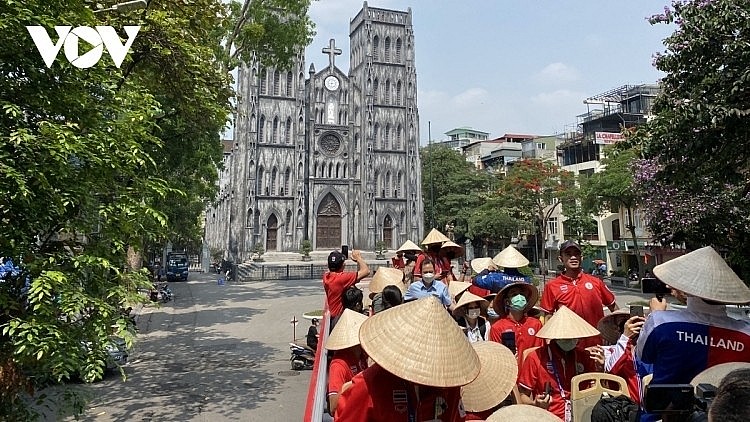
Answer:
[509, 294, 527, 311]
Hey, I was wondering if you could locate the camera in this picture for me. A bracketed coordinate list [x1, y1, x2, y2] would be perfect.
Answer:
[642, 277, 672, 296]
[644, 383, 716, 416]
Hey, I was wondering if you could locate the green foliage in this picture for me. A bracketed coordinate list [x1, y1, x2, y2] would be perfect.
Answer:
[375, 240, 387, 254]
[251, 243, 265, 260]
[299, 239, 312, 256]
[634, 0, 750, 280]
[579, 147, 638, 216]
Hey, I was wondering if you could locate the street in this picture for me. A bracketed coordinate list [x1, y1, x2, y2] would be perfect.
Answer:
[70, 272, 323, 421]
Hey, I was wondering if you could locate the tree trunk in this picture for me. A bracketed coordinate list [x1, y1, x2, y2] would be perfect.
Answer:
[626, 206, 643, 278]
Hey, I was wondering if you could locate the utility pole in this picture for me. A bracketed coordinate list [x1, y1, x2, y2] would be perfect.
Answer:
[428, 121, 435, 229]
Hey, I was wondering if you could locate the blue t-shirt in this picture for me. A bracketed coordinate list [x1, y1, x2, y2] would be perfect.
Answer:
[473, 269, 530, 293]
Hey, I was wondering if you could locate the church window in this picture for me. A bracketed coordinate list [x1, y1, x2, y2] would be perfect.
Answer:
[286, 210, 292, 234]
[396, 125, 402, 150]
[286, 72, 293, 96]
[343, 164, 347, 178]
[385, 80, 390, 104]
[258, 166, 265, 194]
[396, 81, 402, 106]
[285, 118, 292, 144]
[383, 124, 390, 150]
[319, 133, 342, 156]
[373, 79, 379, 102]
[385, 171, 392, 198]
[260, 70, 267, 94]
[354, 133, 360, 152]
[247, 209, 253, 228]
[397, 171, 403, 197]
[284, 168, 291, 195]
[336, 163, 341, 178]
[373, 124, 379, 149]
[259, 116, 265, 143]
[396, 38, 402, 63]
[354, 160, 359, 177]
[373, 35, 379, 60]
[253, 210, 261, 234]
[384, 37, 391, 62]
[273, 70, 280, 95]
[328, 163, 333, 178]
[272, 117, 279, 143]
[271, 167, 278, 195]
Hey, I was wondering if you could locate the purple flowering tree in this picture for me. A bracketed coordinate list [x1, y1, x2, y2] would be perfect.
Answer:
[632, 0, 750, 280]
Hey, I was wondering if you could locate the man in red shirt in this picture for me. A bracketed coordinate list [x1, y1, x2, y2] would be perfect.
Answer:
[518, 306, 601, 422]
[540, 240, 618, 350]
[489, 282, 543, 368]
[323, 249, 370, 320]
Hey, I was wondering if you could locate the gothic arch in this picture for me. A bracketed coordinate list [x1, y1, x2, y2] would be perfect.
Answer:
[396, 38, 402, 63]
[396, 81, 402, 106]
[284, 167, 291, 195]
[285, 209, 293, 234]
[315, 190, 345, 249]
[272, 116, 279, 143]
[259, 115, 266, 143]
[265, 212, 279, 251]
[286, 72, 293, 96]
[373, 35, 379, 60]
[385, 79, 390, 104]
[384, 37, 391, 62]
[285, 118, 292, 144]
[270, 167, 278, 195]
[273, 70, 280, 95]
[260, 69, 267, 94]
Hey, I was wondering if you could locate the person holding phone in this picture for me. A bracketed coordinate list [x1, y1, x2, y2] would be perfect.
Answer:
[324, 249, 371, 323]
[489, 282, 543, 367]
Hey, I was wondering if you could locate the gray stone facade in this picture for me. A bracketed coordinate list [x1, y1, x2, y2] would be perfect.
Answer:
[205, 3, 423, 262]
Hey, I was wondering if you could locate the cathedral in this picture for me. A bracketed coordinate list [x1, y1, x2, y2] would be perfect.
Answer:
[204, 2, 424, 261]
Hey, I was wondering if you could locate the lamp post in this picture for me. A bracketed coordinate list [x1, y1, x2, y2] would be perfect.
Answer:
[94, 0, 147, 13]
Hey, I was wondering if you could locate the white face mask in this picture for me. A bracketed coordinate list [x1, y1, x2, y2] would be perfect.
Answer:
[422, 272, 435, 283]
[467, 309, 481, 319]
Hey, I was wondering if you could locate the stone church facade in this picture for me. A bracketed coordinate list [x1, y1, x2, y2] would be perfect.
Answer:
[205, 3, 424, 261]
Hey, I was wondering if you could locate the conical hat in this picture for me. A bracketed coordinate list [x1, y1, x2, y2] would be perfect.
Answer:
[359, 296, 481, 387]
[492, 282, 540, 317]
[492, 245, 530, 268]
[441, 241, 464, 257]
[367, 267, 405, 298]
[470, 257, 494, 274]
[461, 342, 518, 412]
[326, 309, 368, 351]
[652, 246, 750, 304]
[536, 305, 600, 339]
[454, 291, 489, 312]
[421, 228, 450, 245]
[487, 404, 563, 422]
[596, 309, 632, 346]
[691, 362, 750, 388]
[448, 281, 472, 299]
[396, 240, 422, 253]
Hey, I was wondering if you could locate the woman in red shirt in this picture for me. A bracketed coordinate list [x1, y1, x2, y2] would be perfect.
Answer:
[326, 309, 370, 415]
[490, 282, 543, 368]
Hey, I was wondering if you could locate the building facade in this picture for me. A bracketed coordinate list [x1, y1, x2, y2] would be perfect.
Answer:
[204, 3, 423, 261]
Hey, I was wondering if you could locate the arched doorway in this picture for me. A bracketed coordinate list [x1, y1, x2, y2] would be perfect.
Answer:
[316, 193, 341, 249]
[382, 215, 393, 249]
[266, 214, 278, 251]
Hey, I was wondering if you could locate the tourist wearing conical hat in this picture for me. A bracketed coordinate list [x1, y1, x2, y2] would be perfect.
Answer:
[453, 292, 491, 343]
[326, 309, 370, 415]
[438, 240, 464, 283]
[539, 240, 618, 352]
[368, 267, 406, 314]
[412, 228, 449, 282]
[404, 259, 451, 307]
[517, 306, 601, 422]
[471, 257, 530, 294]
[334, 296, 481, 421]
[635, 246, 750, 386]
[489, 282, 543, 368]
[462, 342, 518, 420]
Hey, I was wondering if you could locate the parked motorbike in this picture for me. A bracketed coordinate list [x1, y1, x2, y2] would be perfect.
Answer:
[289, 343, 315, 370]
[150, 282, 173, 303]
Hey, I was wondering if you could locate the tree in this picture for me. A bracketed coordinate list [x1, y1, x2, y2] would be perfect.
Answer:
[0, 0, 315, 417]
[497, 159, 576, 273]
[579, 147, 644, 275]
[632, 0, 750, 280]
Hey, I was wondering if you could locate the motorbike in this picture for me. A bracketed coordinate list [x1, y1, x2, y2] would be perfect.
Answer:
[289, 342, 315, 370]
[149, 282, 173, 303]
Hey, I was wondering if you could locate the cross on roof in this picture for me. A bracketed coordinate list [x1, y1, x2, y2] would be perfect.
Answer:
[322, 38, 342, 69]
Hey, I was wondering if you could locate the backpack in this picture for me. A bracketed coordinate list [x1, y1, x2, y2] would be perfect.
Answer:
[457, 316, 487, 340]
[591, 394, 638, 422]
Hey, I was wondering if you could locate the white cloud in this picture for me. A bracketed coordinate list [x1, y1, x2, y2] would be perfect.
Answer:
[530, 89, 585, 107]
[533, 62, 580, 85]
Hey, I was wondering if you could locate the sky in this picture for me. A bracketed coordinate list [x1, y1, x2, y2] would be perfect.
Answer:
[305, 0, 675, 143]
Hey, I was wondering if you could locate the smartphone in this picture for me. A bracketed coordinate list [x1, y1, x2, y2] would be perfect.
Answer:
[641, 277, 671, 295]
[341, 245, 349, 258]
[630, 305, 644, 318]
[501, 331, 517, 355]
[544, 381, 552, 397]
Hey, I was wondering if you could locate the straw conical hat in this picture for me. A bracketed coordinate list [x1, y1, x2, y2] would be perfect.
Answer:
[396, 240, 422, 253]
[492, 245, 530, 268]
[454, 291, 489, 312]
[326, 309, 369, 351]
[470, 257, 494, 274]
[368, 267, 405, 298]
[487, 404, 563, 422]
[652, 246, 750, 304]
[536, 305, 600, 339]
[448, 281, 472, 299]
[596, 309, 632, 346]
[461, 342, 518, 412]
[359, 296, 481, 387]
[421, 228, 450, 245]
[690, 362, 750, 388]
[492, 282, 540, 317]
[441, 241, 464, 257]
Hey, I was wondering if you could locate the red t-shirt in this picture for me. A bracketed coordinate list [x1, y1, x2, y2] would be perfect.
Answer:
[413, 252, 443, 279]
[540, 272, 615, 349]
[323, 271, 358, 317]
[518, 345, 597, 421]
[467, 284, 490, 298]
[328, 348, 368, 396]
[489, 315, 543, 368]
[392, 256, 405, 269]
[335, 364, 466, 422]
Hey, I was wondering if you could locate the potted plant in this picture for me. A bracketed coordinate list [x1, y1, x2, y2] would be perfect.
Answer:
[300, 239, 313, 262]
[251, 243, 265, 262]
[375, 240, 387, 260]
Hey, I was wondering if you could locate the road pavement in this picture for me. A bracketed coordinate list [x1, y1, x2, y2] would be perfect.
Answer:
[69, 272, 324, 421]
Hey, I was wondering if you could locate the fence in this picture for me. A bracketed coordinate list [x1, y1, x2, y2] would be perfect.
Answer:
[237, 262, 393, 282]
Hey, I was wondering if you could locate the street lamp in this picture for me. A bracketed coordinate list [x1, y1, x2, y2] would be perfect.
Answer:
[94, 0, 147, 13]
